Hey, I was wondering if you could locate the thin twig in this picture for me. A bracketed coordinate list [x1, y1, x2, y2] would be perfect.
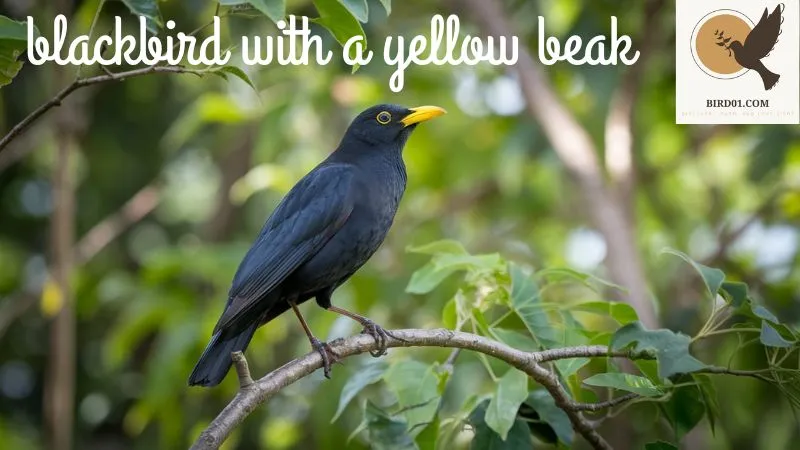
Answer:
[0, 66, 210, 153]
[697, 365, 775, 383]
[572, 393, 639, 412]
[74, 182, 161, 263]
[443, 348, 462, 368]
[704, 187, 785, 264]
[231, 352, 254, 389]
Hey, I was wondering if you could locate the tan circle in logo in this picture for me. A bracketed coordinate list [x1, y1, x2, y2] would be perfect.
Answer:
[690, 10, 755, 79]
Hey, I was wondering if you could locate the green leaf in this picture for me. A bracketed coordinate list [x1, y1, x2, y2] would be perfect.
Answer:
[378, 0, 392, 15]
[569, 301, 639, 325]
[537, 267, 625, 292]
[661, 380, 706, 439]
[635, 359, 661, 385]
[364, 401, 416, 450]
[407, 240, 468, 256]
[760, 321, 793, 348]
[0, 16, 31, 89]
[341, 0, 369, 22]
[490, 327, 539, 352]
[524, 390, 573, 445]
[415, 413, 439, 450]
[434, 253, 504, 273]
[312, 0, 366, 61]
[406, 261, 458, 294]
[220, 0, 285, 23]
[468, 401, 532, 450]
[693, 374, 719, 435]
[752, 305, 779, 323]
[332, 362, 387, 422]
[509, 264, 559, 349]
[442, 298, 456, 329]
[120, 0, 162, 33]
[611, 321, 707, 379]
[485, 369, 529, 440]
[212, 66, 258, 91]
[248, 0, 285, 22]
[583, 373, 663, 397]
[663, 248, 725, 298]
[720, 281, 749, 307]
[383, 360, 440, 433]
[645, 441, 679, 450]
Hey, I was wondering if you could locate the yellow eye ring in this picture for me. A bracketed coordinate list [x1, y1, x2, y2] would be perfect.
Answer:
[376, 111, 392, 124]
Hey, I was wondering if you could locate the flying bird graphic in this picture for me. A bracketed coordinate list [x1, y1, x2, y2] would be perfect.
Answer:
[723, 4, 784, 90]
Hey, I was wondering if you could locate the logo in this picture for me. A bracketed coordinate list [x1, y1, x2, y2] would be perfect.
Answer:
[676, 0, 799, 124]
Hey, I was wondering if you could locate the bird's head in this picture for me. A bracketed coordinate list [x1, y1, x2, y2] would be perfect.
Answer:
[729, 40, 744, 52]
[344, 104, 446, 147]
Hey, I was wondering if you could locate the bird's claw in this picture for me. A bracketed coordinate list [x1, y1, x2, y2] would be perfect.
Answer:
[311, 338, 341, 379]
[360, 320, 405, 357]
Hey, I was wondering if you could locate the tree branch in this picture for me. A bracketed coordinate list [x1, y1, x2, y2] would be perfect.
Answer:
[0, 66, 210, 154]
[74, 182, 161, 263]
[0, 181, 161, 340]
[573, 393, 639, 412]
[191, 327, 787, 450]
[704, 187, 785, 264]
[192, 329, 638, 450]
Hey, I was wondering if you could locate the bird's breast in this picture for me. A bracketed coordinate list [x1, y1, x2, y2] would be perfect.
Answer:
[285, 165, 406, 294]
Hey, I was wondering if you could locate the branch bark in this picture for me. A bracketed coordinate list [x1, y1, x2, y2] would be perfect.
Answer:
[191, 329, 645, 450]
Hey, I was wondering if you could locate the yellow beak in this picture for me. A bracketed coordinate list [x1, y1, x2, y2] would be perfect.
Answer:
[401, 105, 447, 127]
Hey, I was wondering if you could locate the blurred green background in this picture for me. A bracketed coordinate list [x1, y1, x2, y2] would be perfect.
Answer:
[0, 0, 798, 449]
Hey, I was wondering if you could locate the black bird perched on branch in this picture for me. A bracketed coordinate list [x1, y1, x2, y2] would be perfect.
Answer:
[189, 104, 446, 387]
[722, 4, 784, 90]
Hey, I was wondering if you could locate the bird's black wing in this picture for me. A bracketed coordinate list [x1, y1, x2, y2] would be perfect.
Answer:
[213, 163, 356, 334]
[744, 5, 783, 59]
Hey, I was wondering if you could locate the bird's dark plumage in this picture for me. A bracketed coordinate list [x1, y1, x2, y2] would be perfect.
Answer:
[727, 4, 783, 90]
[189, 104, 446, 387]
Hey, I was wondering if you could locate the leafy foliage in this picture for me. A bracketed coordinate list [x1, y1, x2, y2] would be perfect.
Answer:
[0, 16, 32, 89]
[312, 0, 367, 61]
[331, 244, 800, 448]
[120, 0, 163, 33]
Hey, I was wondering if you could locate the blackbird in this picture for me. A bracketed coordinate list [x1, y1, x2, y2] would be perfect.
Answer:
[724, 5, 783, 90]
[189, 104, 446, 387]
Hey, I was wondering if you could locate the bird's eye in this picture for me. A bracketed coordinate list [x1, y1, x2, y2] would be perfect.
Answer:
[376, 111, 392, 124]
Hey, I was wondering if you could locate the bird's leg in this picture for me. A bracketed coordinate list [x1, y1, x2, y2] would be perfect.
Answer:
[289, 300, 340, 378]
[325, 305, 406, 358]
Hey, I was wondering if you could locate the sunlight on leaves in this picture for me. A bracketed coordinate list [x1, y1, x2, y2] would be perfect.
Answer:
[312, 0, 366, 61]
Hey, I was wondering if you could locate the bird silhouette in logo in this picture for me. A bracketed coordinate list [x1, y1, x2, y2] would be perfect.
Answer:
[717, 4, 784, 90]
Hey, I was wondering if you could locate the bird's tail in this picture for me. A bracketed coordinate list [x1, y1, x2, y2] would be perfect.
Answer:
[756, 65, 780, 90]
[188, 323, 259, 387]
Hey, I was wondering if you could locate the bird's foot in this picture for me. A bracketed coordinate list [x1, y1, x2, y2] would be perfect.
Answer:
[311, 338, 341, 379]
[360, 320, 406, 357]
